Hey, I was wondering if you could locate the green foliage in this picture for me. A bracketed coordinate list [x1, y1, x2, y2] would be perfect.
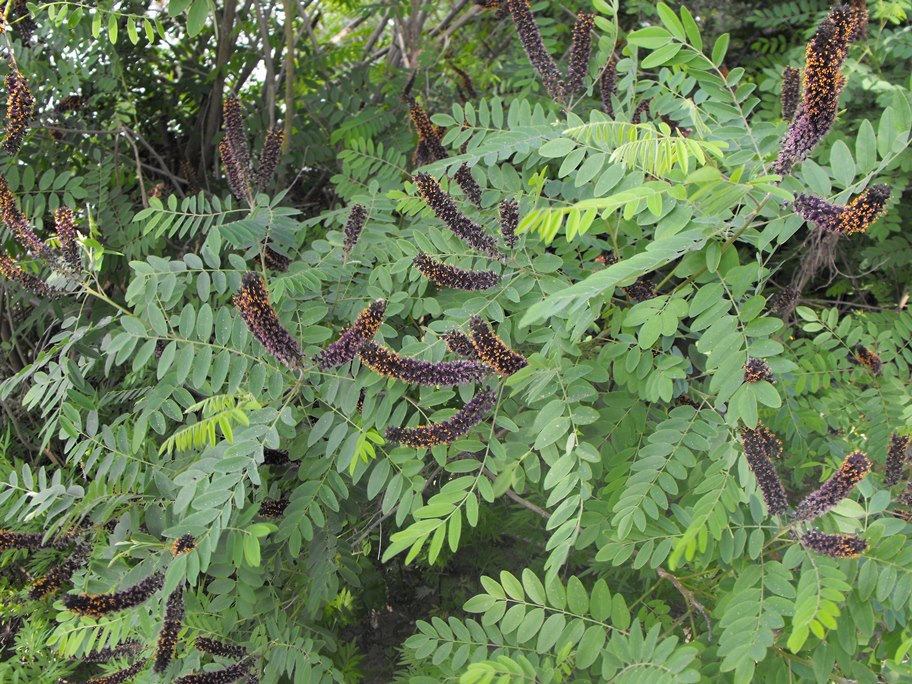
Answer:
[1, 0, 912, 682]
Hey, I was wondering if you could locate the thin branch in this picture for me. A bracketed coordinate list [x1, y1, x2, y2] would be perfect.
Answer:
[482, 467, 550, 520]
[656, 568, 713, 641]
[253, 0, 278, 127]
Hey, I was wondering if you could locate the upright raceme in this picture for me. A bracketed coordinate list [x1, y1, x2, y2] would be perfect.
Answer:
[413, 173, 500, 259]
[566, 13, 594, 94]
[55, 207, 80, 271]
[506, 0, 565, 101]
[885, 434, 910, 487]
[407, 97, 448, 163]
[443, 330, 478, 359]
[358, 341, 492, 386]
[74, 640, 143, 663]
[315, 299, 386, 370]
[781, 67, 800, 121]
[600, 56, 618, 118]
[413, 253, 501, 291]
[342, 204, 367, 260]
[258, 498, 290, 518]
[740, 426, 788, 516]
[2, 69, 34, 154]
[469, 316, 528, 376]
[219, 139, 249, 203]
[172, 534, 196, 556]
[255, 127, 284, 190]
[793, 185, 890, 235]
[29, 541, 90, 599]
[175, 657, 253, 684]
[84, 658, 149, 684]
[385, 388, 496, 448]
[153, 586, 185, 672]
[794, 450, 871, 522]
[800, 529, 868, 558]
[0, 175, 51, 259]
[195, 636, 248, 658]
[63, 571, 165, 617]
[744, 357, 775, 383]
[454, 164, 483, 209]
[499, 200, 519, 249]
[773, 3, 868, 175]
[0, 254, 64, 298]
[631, 99, 651, 124]
[223, 96, 251, 180]
[262, 244, 290, 272]
[232, 273, 303, 369]
[851, 344, 883, 376]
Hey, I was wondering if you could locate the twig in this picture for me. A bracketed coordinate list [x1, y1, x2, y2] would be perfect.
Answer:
[656, 568, 712, 641]
[482, 467, 550, 519]
[119, 126, 148, 207]
[350, 464, 445, 548]
[253, 0, 278, 126]
[282, 0, 295, 153]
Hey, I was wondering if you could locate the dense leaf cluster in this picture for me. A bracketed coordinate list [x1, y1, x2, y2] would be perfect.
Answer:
[0, 0, 911, 682]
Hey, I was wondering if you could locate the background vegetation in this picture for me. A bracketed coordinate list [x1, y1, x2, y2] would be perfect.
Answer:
[0, 0, 911, 681]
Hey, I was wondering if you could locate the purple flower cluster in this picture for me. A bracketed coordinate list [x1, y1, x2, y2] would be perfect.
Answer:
[744, 357, 775, 383]
[794, 450, 871, 522]
[740, 426, 788, 516]
[499, 199, 519, 249]
[255, 127, 284, 190]
[774, 3, 868, 175]
[0, 175, 51, 260]
[413, 173, 500, 259]
[342, 204, 368, 260]
[407, 98, 448, 164]
[55, 207, 80, 271]
[506, 0, 565, 101]
[885, 434, 910, 486]
[262, 448, 290, 466]
[454, 164, 483, 208]
[195, 636, 248, 659]
[566, 13, 594, 94]
[794, 185, 890, 235]
[600, 56, 618, 118]
[84, 658, 149, 684]
[315, 299, 386, 370]
[0, 255, 64, 298]
[232, 273, 303, 369]
[781, 67, 801, 121]
[358, 340, 492, 387]
[385, 388, 496, 448]
[413, 253, 501, 291]
[2, 70, 34, 154]
[63, 571, 165, 617]
[258, 498, 290, 518]
[75, 639, 143, 664]
[443, 330, 479, 358]
[175, 658, 253, 684]
[469, 316, 528, 377]
[153, 586, 185, 672]
[29, 541, 90, 600]
[800, 528, 868, 558]
[172, 534, 196, 556]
